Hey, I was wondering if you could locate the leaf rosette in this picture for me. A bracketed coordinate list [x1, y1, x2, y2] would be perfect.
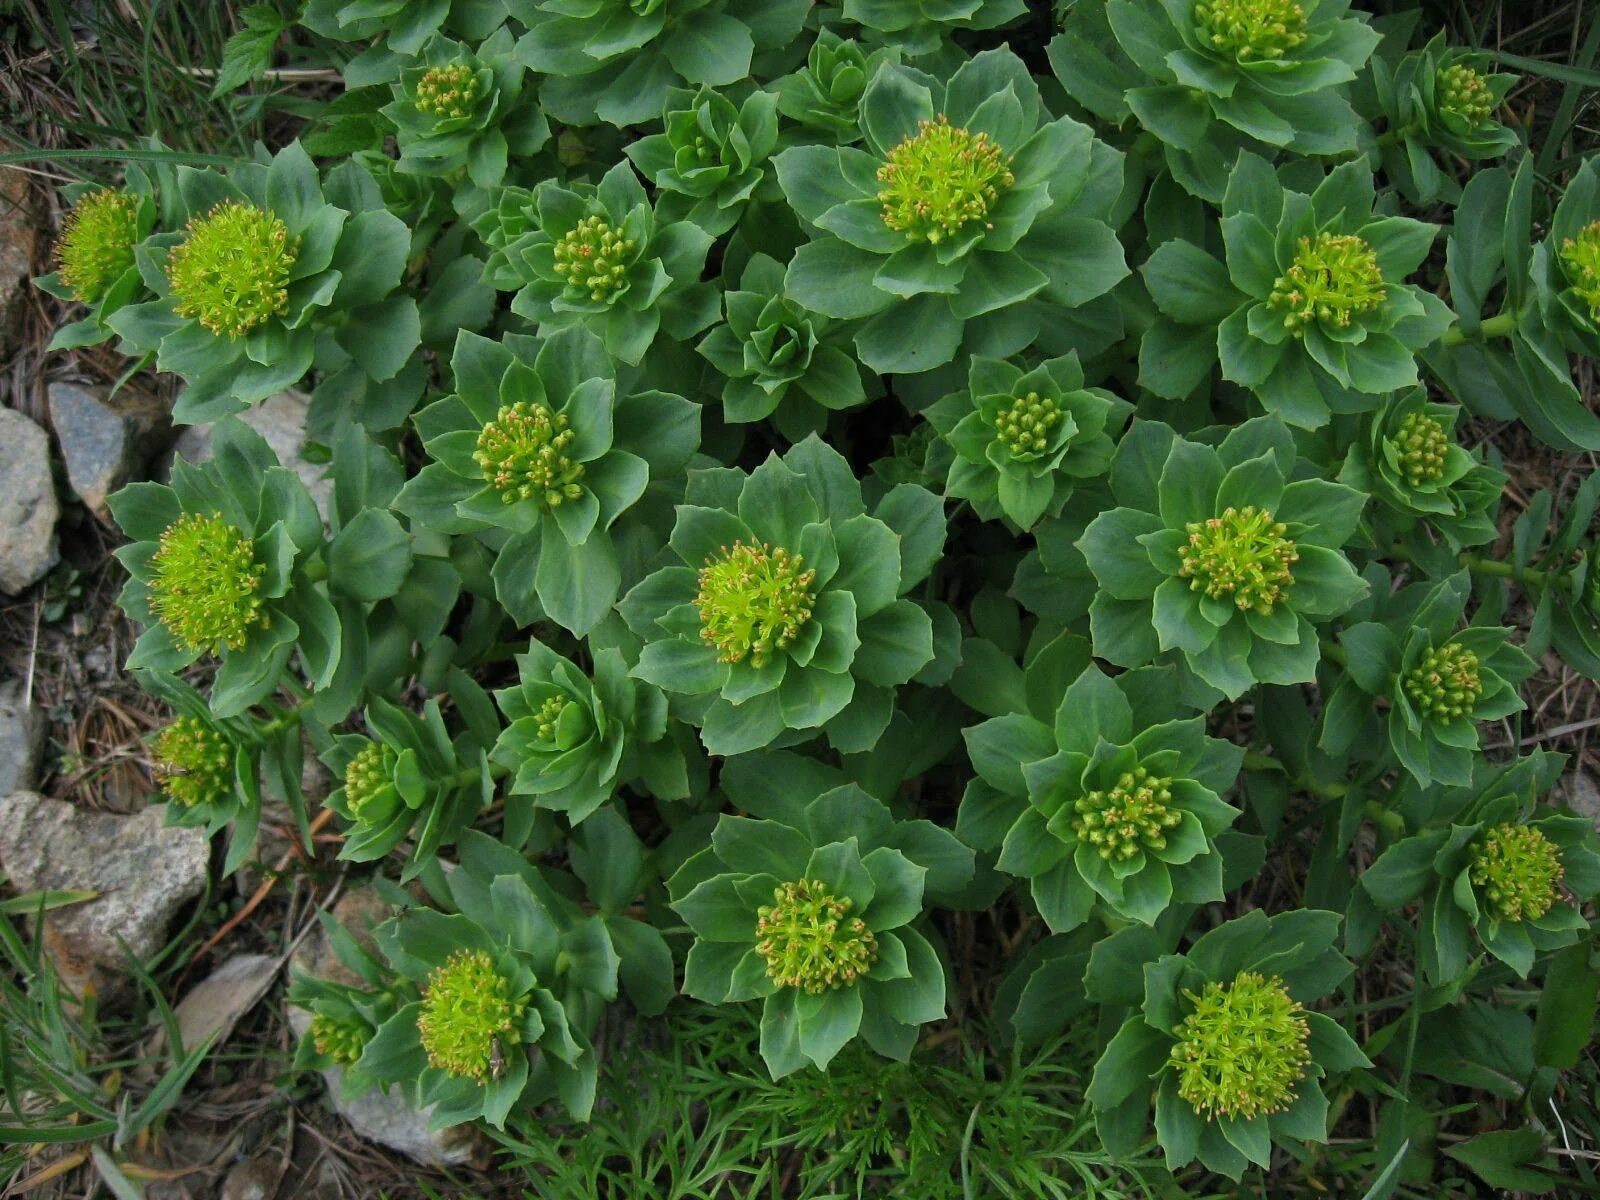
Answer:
[669, 781, 969, 1076]
[840, 0, 1026, 57]
[1087, 909, 1369, 1179]
[774, 31, 899, 141]
[1078, 418, 1368, 698]
[106, 143, 418, 423]
[775, 48, 1129, 374]
[398, 327, 700, 634]
[35, 173, 159, 351]
[962, 663, 1244, 929]
[697, 253, 870, 440]
[621, 436, 945, 755]
[491, 640, 690, 826]
[477, 161, 717, 365]
[924, 352, 1131, 530]
[1143, 156, 1452, 428]
[381, 29, 550, 189]
[625, 84, 779, 235]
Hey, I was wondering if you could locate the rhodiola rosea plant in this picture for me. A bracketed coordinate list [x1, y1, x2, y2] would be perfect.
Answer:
[30, 0, 1600, 1192]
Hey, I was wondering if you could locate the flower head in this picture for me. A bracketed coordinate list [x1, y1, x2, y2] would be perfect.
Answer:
[1269, 233, 1387, 335]
[55, 188, 141, 304]
[877, 115, 1014, 245]
[1195, 0, 1308, 62]
[412, 62, 480, 119]
[1561, 220, 1600, 323]
[993, 391, 1063, 460]
[1401, 641, 1483, 723]
[310, 1010, 370, 1066]
[755, 878, 878, 993]
[1392, 409, 1449, 487]
[166, 200, 297, 338]
[1169, 971, 1312, 1120]
[149, 512, 267, 653]
[343, 741, 396, 821]
[695, 540, 816, 667]
[473, 401, 585, 508]
[1437, 62, 1494, 126]
[416, 948, 528, 1080]
[1073, 766, 1182, 862]
[534, 694, 571, 742]
[1178, 505, 1299, 615]
[1469, 823, 1564, 922]
[153, 716, 235, 809]
[552, 215, 635, 302]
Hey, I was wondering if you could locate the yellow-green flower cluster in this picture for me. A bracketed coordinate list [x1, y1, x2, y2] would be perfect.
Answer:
[1169, 971, 1312, 1120]
[1561, 221, 1600, 323]
[993, 391, 1062, 458]
[754, 878, 878, 993]
[55, 188, 141, 304]
[1177, 506, 1299, 615]
[166, 200, 298, 338]
[1436, 62, 1494, 126]
[1401, 642, 1483, 723]
[1393, 410, 1449, 487]
[534, 694, 571, 742]
[877, 115, 1014, 245]
[473, 401, 586, 508]
[695, 540, 816, 667]
[552, 215, 635, 301]
[310, 1010, 370, 1066]
[416, 948, 528, 1080]
[153, 716, 234, 809]
[149, 512, 267, 653]
[1072, 766, 1182, 862]
[1194, 0, 1308, 62]
[1469, 823, 1564, 922]
[343, 741, 395, 821]
[1269, 233, 1388, 335]
[413, 62, 480, 119]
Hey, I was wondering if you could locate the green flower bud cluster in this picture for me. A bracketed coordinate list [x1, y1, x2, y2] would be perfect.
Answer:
[1072, 766, 1182, 862]
[343, 741, 396, 821]
[1269, 232, 1388, 335]
[1169, 971, 1312, 1120]
[416, 948, 527, 1080]
[695, 540, 817, 667]
[153, 716, 235, 809]
[1468, 823, 1564, 922]
[534, 694, 571, 742]
[166, 200, 298, 338]
[992, 391, 1062, 459]
[1194, 0, 1308, 62]
[877, 115, 1015, 245]
[1177, 505, 1299, 615]
[55, 189, 141, 305]
[754, 878, 878, 993]
[1436, 62, 1494, 126]
[310, 1010, 370, 1066]
[150, 512, 268, 653]
[473, 401, 586, 508]
[1561, 221, 1600, 323]
[552, 215, 635, 301]
[413, 62, 479, 119]
[1401, 641, 1483, 724]
[1392, 409, 1449, 487]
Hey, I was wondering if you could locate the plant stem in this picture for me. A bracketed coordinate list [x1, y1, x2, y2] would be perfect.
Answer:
[1439, 309, 1519, 347]
[1387, 542, 1554, 587]
[1242, 750, 1348, 800]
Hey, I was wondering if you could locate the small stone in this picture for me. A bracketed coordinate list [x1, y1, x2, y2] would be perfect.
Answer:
[0, 678, 44, 795]
[0, 167, 39, 358]
[1564, 770, 1600, 829]
[0, 792, 208, 974]
[48, 380, 171, 518]
[219, 1157, 279, 1200]
[0, 407, 60, 594]
[169, 389, 332, 520]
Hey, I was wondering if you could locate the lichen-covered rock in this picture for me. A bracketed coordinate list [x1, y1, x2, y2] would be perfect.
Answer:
[0, 407, 59, 594]
[0, 167, 38, 357]
[0, 679, 44, 795]
[169, 389, 333, 520]
[48, 380, 171, 517]
[0, 792, 208, 971]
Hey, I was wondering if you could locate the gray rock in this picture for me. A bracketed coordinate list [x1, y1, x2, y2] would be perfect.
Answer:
[0, 407, 59, 594]
[48, 380, 171, 517]
[219, 1157, 279, 1200]
[287, 886, 482, 1167]
[171, 390, 333, 520]
[0, 678, 44, 795]
[1563, 770, 1600, 828]
[0, 792, 209, 970]
[0, 167, 38, 358]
